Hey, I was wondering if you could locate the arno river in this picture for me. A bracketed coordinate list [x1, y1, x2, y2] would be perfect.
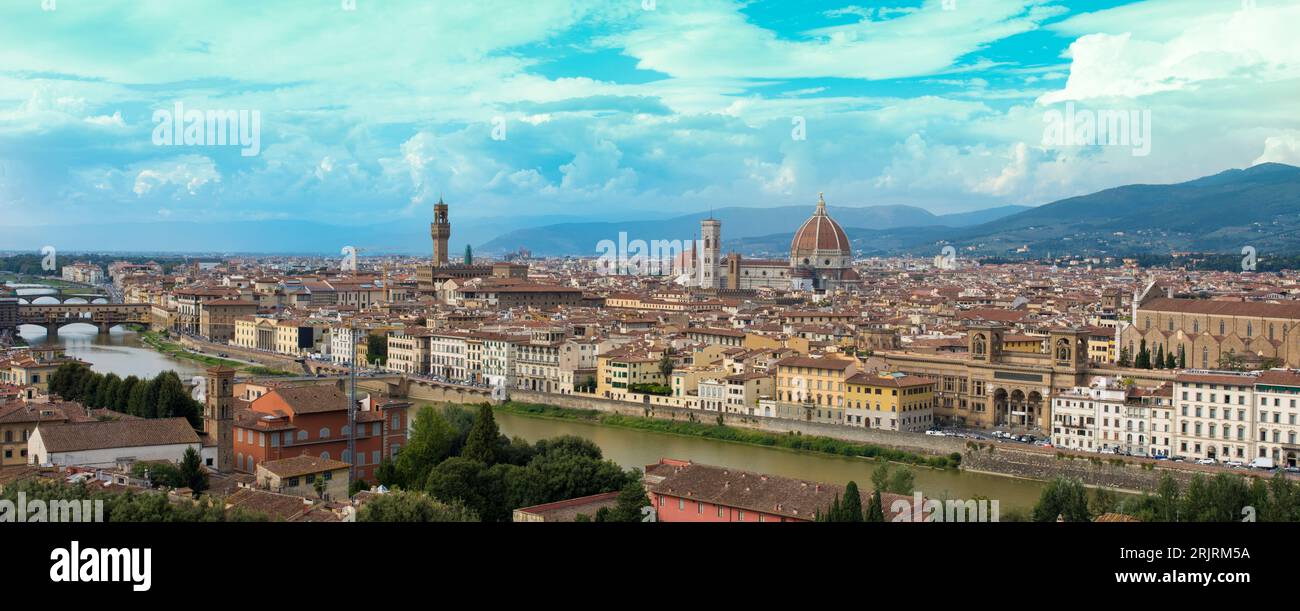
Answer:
[14, 287, 1046, 509]
[16, 287, 206, 380]
[493, 410, 1046, 509]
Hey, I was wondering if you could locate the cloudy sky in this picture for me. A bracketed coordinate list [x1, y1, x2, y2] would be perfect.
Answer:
[1, 0, 1298, 231]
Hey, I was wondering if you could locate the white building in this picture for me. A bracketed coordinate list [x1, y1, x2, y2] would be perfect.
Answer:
[1254, 369, 1300, 467]
[29, 418, 205, 469]
[329, 325, 368, 366]
[430, 331, 470, 382]
[1173, 371, 1257, 463]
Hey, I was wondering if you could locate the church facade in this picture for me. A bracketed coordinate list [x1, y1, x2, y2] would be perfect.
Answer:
[1119, 281, 1300, 369]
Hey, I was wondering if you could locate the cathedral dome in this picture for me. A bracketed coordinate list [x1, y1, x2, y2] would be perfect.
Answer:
[790, 193, 851, 268]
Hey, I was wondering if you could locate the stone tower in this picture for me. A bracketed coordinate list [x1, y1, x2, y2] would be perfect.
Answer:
[698, 217, 721, 289]
[431, 196, 450, 268]
[204, 366, 235, 472]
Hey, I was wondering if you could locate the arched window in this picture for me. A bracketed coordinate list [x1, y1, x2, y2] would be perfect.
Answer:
[1193, 320, 1199, 334]
[1220, 320, 1226, 335]
[297, 430, 308, 441]
[1202, 346, 1209, 369]
[321, 452, 330, 460]
[319, 427, 330, 438]
[1247, 322, 1253, 337]
[341, 450, 351, 464]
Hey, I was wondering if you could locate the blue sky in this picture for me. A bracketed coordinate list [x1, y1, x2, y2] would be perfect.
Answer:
[1, 0, 1298, 230]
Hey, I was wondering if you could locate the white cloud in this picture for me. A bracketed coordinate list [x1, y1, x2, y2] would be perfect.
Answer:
[132, 156, 220, 197]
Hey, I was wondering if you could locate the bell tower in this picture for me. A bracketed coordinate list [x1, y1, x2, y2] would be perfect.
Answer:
[698, 217, 721, 289]
[204, 366, 235, 472]
[432, 196, 451, 268]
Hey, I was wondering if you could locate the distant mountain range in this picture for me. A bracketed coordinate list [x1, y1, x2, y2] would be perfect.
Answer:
[7, 163, 1297, 258]
[730, 163, 1300, 259]
[477, 204, 1032, 256]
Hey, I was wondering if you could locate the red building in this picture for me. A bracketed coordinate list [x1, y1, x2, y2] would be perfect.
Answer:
[644, 458, 911, 523]
[233, 383, 409, 484]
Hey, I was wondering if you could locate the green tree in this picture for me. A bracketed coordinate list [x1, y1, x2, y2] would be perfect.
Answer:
[1155, 472, 1182, 522]
[357, 490, 479, 522]
[117, 375, 139, 410]
[887, 467, 915, 495]
[462, 404, 500, 465]
[600, 478, 650, 522]
[1154, 344, 1165, 370]
[871, 463, 889, 493]
[1135, 339, 1150, 369]
[817, 493, 843, 522]
[1177, 345, 1187, 369]
[1118, 345, 1132, 368]
[866, 489, 886, 522]
[366, 333, 388, 366]
[1089, 487, 1118, 518]
[1031, 477, 1090, 522]
[657, 353, 675, 380]
[179, 446, 208, 494]
[841, 481, 864, 522]
[394, 406, 457, 488]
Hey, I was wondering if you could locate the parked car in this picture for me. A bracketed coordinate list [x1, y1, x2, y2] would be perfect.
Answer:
[1196, 457, 1217, 465]
[924, 430, 943, 436]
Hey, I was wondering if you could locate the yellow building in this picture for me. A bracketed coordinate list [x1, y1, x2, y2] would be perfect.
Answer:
[773, 356, 858, 424]
[0, 347, 79, 392]
[597, 349, 667, 400]
[844, 371, 936, 431]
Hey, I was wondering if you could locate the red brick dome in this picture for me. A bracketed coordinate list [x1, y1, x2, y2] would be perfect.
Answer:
[790, 193, 850, 263]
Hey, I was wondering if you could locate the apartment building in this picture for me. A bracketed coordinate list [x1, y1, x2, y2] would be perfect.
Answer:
[597, 348, 668, 400]
[773, 355, 858, 424]
[844, 371, 936, 432]
[515, 328, 566, 392]
[233, 384, 410, 483]
[1173, 371, 1257, 463]
[387, 328, 433, 375]
[430, 331, 471, 382]
[723, 372, 774, 416]
[61, 262, 104, 284]
[1254, 369, 1300, 467]
[199, 299, 258, 343]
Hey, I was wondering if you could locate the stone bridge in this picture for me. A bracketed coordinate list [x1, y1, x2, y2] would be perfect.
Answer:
[16, 303, 151, 336]
[10, 286, 109, 304]
[355, 375, 496, 405]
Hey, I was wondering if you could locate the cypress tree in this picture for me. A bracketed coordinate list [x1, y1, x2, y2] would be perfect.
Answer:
[842, 481, 864, 522]
[866, 489, 886, 522]
[462, 404, 500, 465]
